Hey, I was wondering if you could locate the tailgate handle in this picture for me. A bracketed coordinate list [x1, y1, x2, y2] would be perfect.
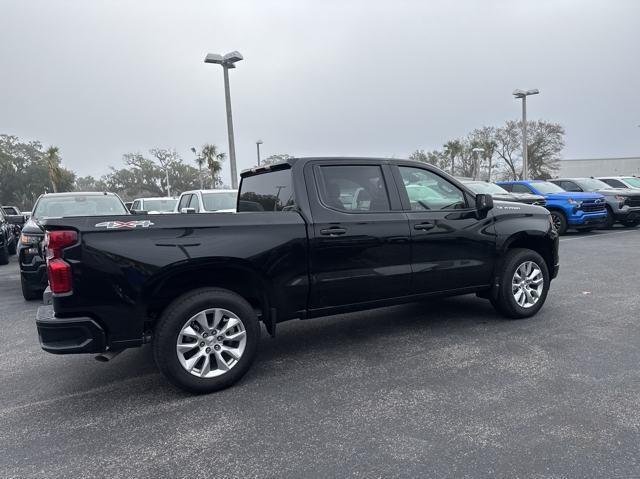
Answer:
[320, 227, 347, 236]
[414, 222, 435, 231]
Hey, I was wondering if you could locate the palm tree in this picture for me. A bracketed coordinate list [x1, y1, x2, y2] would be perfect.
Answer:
[191, 147, 206, 189]
[44, 146, 62, 193]
[201, 144, 226, 188]
[443, 139, 464, 176]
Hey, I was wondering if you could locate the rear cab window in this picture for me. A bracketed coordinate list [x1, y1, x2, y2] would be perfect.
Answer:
[238, 167, 296, 212]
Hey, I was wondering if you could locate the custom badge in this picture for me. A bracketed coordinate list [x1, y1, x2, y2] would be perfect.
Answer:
[94, 220, 154, 229]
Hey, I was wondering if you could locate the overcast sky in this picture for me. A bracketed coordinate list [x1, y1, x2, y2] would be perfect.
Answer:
[1, 0, 639, 184]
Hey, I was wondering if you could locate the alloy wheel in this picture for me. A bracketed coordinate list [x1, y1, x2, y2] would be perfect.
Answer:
[511, 261, 544, 308]
[176, 308, 247, 378]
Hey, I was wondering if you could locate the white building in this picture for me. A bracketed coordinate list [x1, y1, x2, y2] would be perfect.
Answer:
[558, 157, 640, 177]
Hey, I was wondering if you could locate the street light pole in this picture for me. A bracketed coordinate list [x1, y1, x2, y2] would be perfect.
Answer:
[513, 89, 539, 179]
[256, 140, 263, 166]
[471, 147, 485, 180]
[204, 51, 244, 189]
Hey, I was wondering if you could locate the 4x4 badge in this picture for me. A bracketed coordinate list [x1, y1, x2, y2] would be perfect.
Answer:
[95, 220, 154, 229]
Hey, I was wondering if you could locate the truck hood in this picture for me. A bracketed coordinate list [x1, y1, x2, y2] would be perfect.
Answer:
[593, 188, 640, 198]
[21, 218, 45, 235]
[543, 192, 604, 201]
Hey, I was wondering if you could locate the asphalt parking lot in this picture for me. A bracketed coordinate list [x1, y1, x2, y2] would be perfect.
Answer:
[1, 228, 639, 478]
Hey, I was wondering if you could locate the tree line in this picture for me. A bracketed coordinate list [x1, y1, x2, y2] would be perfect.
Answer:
[1, 119, 563, 209]
[409, 120, 564, 181]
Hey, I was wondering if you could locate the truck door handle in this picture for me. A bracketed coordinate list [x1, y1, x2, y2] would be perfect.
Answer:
[320, 227, 346, 236]
[414, 222, 435, 231]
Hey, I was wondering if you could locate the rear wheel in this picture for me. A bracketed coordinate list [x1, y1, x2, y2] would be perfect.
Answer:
[20, 274, 42, 300]
[490, 248, 550, 319]
[8, 238, 17, 255]
[153, 287, 260, 394]
[549, 211, 567, 235]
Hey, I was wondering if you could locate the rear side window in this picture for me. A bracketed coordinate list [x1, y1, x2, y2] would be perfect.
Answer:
[238, 169, 295, 212]
[317, 165, 390, 212]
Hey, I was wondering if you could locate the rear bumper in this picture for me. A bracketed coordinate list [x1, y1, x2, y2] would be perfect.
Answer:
[35, 305, 106, 354]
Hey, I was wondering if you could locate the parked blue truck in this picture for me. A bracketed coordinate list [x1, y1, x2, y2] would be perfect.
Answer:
[497, 180, 607, 235]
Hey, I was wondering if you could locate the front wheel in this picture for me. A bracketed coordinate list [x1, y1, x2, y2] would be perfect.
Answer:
[0, 243, 8, 265]
[153, 287, 260, 394]
[490, 248, 550, 319]
[549, 211, 567, 235]
[622, 220, 639, 228]
[604, 207, 615, 229]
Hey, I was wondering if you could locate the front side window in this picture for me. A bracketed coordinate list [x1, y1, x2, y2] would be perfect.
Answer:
[399, 167, 466, 211]
[317, 165, 390, 212]
[177, 194, 191, 211]
[601, 179, 625, 188]
[559, 181, 580, 192]
[238, 168, 295, 212]
[188, 194, 200, 212]
[511, 184, 533, 194]
[532, 182, 565, 194]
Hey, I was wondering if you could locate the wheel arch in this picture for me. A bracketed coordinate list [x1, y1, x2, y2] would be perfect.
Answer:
[142, 259, 273, 335]
[501, 231, 555, 277]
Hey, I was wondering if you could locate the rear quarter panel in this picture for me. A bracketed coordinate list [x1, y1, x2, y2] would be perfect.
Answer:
[44, 212, 308, 347]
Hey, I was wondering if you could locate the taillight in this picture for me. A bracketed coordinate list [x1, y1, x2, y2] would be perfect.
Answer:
[45, 230, 78, 294]
[48, 258, 73, 294]
[46, 230, 78, 260]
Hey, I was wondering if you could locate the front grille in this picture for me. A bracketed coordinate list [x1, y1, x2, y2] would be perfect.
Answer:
[580, 200, 606, 213]
[626, 197, 640, 207]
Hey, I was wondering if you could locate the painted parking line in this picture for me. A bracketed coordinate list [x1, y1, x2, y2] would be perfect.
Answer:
[560, 229, 640, 242]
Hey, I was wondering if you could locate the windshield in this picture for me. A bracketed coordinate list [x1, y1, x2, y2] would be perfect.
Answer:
[202, 192, 237, 211]
[577, 178, 611, 191]
[532, 182, 565, 194]
[143, 198, 177, 212]
[464, 182, 508, 194]
[33, 195, 128, 219]
[623, 177, 640, 187]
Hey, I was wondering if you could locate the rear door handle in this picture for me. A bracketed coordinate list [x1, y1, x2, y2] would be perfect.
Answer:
[320, 227, 347, 236]
[414, 222, 435, 231]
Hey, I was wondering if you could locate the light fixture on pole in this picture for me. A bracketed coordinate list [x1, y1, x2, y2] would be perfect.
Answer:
[512, 88, 539, 179]
[256, 139, 263, 166]
[471, 147, 485, 180]
[204, 51, 244, 189]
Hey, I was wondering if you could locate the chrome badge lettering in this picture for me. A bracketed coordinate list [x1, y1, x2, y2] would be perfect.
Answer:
[95, 220, 154, 229]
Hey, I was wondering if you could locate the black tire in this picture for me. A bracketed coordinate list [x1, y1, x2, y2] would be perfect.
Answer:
[21, 274, 42, 301]
[604, 207, 615, 229]
[8, 238, 17, 255]
[622, 220, 639, 228]
[0, 244, 8, 265]
[490, 248, 550, 319]
[549, 210, 567, 235]
[153, 287, 260, 394]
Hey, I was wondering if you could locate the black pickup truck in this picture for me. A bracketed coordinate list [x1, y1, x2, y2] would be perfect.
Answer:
[36, 158, 559, 393]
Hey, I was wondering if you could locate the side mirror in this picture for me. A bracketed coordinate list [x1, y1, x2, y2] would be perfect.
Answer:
[475, 193, 494, 213]
[180, 207, 196, 214]
[130, 209, 148, 215]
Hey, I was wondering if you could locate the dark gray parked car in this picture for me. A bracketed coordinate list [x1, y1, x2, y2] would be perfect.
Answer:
[550, 178, 640, 228]
[461, 180, 547, 206]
